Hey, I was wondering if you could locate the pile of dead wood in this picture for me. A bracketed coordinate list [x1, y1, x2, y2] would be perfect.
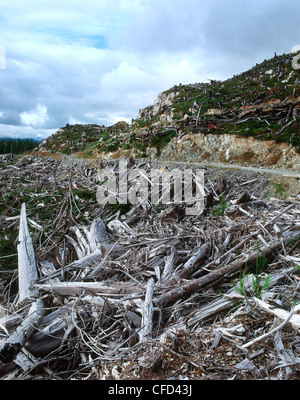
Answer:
[0, 158, 300, 380]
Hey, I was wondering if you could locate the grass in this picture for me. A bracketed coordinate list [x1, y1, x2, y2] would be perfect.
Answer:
[234, 252, 271, 299]
[73, 188, 95, 201]
[0, 237, 18, 270]
[212, 194, 229, 216]
[273, 182, 287, 198]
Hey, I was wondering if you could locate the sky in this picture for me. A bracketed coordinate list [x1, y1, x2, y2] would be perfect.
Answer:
[0, 0, 300, 140]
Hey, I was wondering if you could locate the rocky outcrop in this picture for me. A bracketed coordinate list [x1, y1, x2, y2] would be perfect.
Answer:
[147, 133, 300, 171]
[137, 89, 179, 121]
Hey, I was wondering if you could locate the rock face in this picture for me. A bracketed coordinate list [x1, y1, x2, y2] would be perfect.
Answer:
[152, 90, 179, 116]
[150, 133, 300, 171]
[137, 89, 179, 121]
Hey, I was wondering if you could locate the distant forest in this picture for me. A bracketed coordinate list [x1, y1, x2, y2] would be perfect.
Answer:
[0, 138, 39, 154]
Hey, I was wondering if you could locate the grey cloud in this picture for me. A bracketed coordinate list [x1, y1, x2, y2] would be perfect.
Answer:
[112, 0, 209, 53]
[115, 0, 300, 79]
[1, 0, 300, 140]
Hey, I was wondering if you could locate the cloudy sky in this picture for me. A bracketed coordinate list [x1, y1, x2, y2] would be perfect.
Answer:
[0, 0, 299, 140]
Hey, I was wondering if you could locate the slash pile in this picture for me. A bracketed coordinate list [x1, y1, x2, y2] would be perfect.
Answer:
[0, 154, 299, 380]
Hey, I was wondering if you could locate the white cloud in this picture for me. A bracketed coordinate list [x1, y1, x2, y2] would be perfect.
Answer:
[68, 115, 87, 125]
[20, 104, 49, 126]
[0, 0, 300, 140]
[0, 123, 55, 140]
[292, 45, 300, 53]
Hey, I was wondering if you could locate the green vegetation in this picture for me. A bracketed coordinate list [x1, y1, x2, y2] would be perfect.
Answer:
[150, 129, 177, 148]
[73, 188, 95, 201]
[273, 182, 287, 198]
[212, 194, 229, 216]
[0, 236, 18, 270]
[234, 252, 271, 299]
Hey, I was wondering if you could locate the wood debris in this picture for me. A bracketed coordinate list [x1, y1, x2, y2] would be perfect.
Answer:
[0, 154, 299, 380]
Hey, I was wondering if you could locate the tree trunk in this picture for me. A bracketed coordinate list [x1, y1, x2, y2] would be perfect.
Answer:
[17, 203, 38, 302]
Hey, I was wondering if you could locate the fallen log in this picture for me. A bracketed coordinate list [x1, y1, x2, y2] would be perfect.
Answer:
[185, 266, 297, 328]
[0, 298, 44, 364]
[155, 231, 300, 307]
[24, 307, 73, 357]
[139, 278, 155, 343]
[36, 249, 103, 283]
[34, 281, 142, 296]
[252, 298, 300, 330]
[160, 246, 178, 285]
[179, 243, 210, 279]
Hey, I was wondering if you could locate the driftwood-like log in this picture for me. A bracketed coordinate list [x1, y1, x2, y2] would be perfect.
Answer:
[37, 249, 103, 283]
[139, 278, 155, 343]
[0, 299, 44, 363]
[69, 218, 111, 258]
[17, 203, 39, 302]
[25, 307, 72, 357]
[185, 266, 297, 328]
[252, 298, 300, 330]
[179, 243, 210, 279]
[0, 314, 24, 335]
[155, 232, 300, 307]
[160, 246, 178, 285]
[35, 281, 142, 296]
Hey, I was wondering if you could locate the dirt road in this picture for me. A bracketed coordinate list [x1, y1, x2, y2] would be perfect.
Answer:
[154, 160, 300, 178]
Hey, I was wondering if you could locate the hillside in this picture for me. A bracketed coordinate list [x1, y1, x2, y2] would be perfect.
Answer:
[38, 52, 300, 169]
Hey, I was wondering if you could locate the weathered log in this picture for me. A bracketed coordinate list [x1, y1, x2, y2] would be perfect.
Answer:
[139, 278, 155, 343]
[34, 281, 142, 296]
[155, 232, 299, 307]
[25, 307, 72, 357]
[185, 266, 297, 328]
[0, 314, 24, 335]
[160, 246, 178, 285]
[39, 260, 60, 283]
[37, 249, 103, 282]
[0, 299, 44, 363]
[179, 243, 210, 279]
[191, 209, 297, 279]
[69, 218, 111, 257]
[17, 203, 39, 302]
[252, 298, 300, 330]
[86, 218, 111, 250]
